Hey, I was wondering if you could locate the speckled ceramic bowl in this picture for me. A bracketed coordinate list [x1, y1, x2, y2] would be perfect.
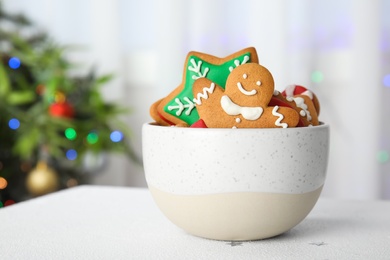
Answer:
[142, 122, 329, 241]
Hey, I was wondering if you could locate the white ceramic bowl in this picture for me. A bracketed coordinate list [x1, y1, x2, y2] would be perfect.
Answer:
[142, 123, 329, 241]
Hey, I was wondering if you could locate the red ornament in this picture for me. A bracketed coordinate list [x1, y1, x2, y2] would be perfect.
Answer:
[49, 102, 75, 118]
[4, 200, 15, 207]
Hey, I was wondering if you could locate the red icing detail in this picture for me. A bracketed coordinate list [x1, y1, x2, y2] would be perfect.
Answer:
[157, 111, 175, 125]
[191, 119, 208, 128]
[269, 97, 305, 127]
[282, 85, 308, 96]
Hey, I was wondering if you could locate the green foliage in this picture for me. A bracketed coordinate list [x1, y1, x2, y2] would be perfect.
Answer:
[0, 2, 137, 186]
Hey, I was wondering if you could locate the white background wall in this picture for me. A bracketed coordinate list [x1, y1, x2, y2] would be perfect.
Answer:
[3, 0, 390, 200]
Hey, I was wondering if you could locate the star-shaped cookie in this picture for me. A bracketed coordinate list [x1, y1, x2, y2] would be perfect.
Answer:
[150, 47, 259, 126]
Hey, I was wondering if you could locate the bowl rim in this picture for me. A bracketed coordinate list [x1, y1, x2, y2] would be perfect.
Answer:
[143, 122, 329, 132]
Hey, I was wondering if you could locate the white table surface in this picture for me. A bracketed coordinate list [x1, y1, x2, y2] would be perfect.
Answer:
[0, 185, 389, 260]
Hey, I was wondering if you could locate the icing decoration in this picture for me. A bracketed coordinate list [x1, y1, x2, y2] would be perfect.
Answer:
[256, 81, 261, 86]
[168, 97, 195, 116]
[301, 90, 314, 100]
[292, 97, 312, 121]
[282, 85, 320, 117]
[188, 59, 210, 80]
[190, 119, 208, 128]
[229, 56, 250, 72]
[157, 111, 175, 125]
[268, 95, 306, 127]
[237, 82, 257, 96]
[284, 85, 313, 100]
[235, 118, 241, 123]
[193, 83, 215, 105]
[243, 74, 248, 79]
[284, 85, 296, 97]
[272, 106, 288, 128]
[220, 95, 263, 120]
[164, 52, 254, 125]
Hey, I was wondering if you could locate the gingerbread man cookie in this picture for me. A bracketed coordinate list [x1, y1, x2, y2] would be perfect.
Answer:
[270, 85, 320, 127]
[283, 84, 320, 115]
[149, 47, 259, 126]
[192, 63, 300, 128]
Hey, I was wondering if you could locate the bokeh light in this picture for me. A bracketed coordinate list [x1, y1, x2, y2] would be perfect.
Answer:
[383, 74, 390, 87]
[54, 91, 66, 103]
[110, 130, 124, 142]
[36, 84, 45, 95]
[66, 149, 78, 160]
[65, 128, 77, 140]
[311, 71, 324, 83]
[8, 118, 20, 130]
[86, 132, 99, 144]
[20, 162, 32, 173]
[8, 57, 21, 69]
[67, 178, 78, 188]
[0, 177, 8, 189]
[377, 150, 389, 163]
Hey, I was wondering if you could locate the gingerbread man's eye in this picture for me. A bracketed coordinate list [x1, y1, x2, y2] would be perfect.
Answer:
[256, 81, 262, 86]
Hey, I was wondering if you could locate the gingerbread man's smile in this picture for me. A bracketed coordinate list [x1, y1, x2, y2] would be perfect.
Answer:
[236, 73, 261, 96]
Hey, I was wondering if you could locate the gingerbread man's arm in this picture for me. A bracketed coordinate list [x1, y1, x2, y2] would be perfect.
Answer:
[192, 78, 224, 107]
[268, 106, 300, 128]
[240, 106, 299, 128]
[192, 78, 227, 127]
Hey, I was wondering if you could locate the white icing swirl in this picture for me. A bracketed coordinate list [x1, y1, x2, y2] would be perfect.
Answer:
[193, 83, 215, 105]
[272, 106, 288, 128]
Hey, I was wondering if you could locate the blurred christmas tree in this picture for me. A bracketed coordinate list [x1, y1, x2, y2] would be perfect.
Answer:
[0, 3, 137, 205]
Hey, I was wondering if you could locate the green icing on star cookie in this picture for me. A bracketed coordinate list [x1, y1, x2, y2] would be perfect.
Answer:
[164, 52, 252, 125]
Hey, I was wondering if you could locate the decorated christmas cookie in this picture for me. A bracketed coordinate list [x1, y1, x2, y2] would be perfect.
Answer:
[150, 47, 322, 129]
[270, 85, 320, 127]
[150, 47, 259, 126]
[192, 63, 300, 128]
[282, 85, 320, 116]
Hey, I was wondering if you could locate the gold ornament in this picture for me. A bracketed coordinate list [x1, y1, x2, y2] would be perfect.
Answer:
[54, 91, 66, 103]
[26, 161, 59, 196]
